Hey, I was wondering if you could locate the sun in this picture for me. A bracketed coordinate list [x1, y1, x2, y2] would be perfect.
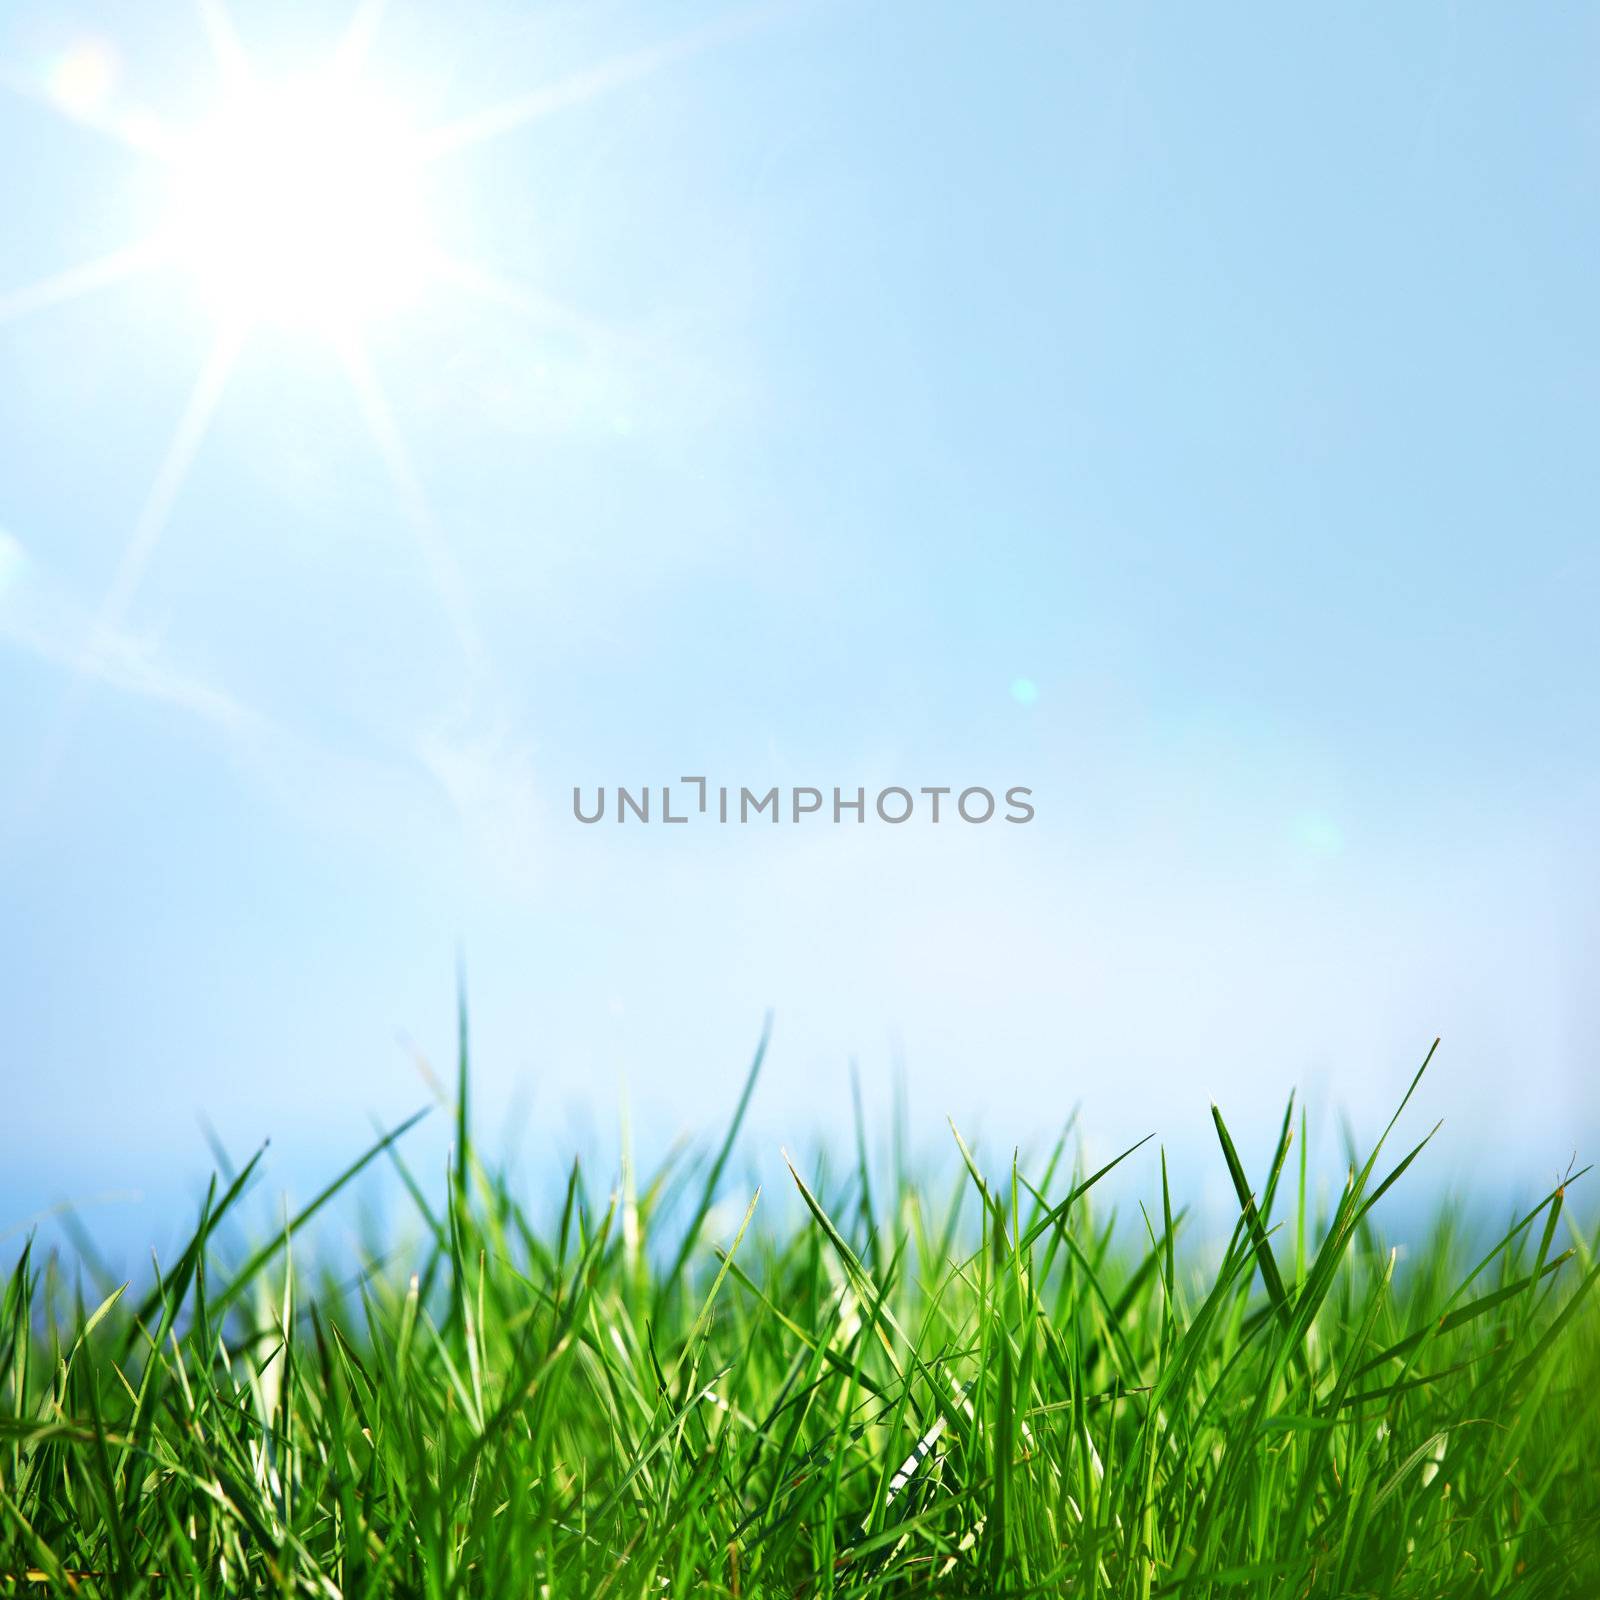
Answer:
[166, 72, 432, 331]
[2, 0, 755, 788]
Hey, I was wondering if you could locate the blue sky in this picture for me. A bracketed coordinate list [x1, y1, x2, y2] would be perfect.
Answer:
[2, 2, 1597, 1242]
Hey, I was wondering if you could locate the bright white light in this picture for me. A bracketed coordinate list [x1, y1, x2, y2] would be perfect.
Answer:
[166, 74, 431, 330]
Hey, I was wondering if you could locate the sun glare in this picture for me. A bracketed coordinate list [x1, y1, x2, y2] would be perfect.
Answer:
[167, 74, 431, 330]
[5, 0, 734, 791]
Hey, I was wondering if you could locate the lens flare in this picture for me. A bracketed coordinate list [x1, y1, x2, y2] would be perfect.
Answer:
[47, 39, 119, 118]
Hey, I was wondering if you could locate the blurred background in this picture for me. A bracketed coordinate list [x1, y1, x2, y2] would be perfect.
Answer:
[2, 2, 1597, 1255]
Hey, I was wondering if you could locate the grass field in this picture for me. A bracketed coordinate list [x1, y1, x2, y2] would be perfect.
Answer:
[3, 1029, 1597, 1597]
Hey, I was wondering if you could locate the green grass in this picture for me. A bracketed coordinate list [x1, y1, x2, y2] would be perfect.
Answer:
[3, 1029, 1597, 1597]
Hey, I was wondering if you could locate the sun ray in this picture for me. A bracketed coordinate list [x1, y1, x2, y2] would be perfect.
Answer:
[0, 237, 170, 326]
[426, 251, 607, 341]
[25, 325, 244, 808]
[194, 0, 252, 90]
[334, 332, 490, 681]
[85, 323, 245, 679]
[332, 0, 393, 79]
[417, 5, 782, 160]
